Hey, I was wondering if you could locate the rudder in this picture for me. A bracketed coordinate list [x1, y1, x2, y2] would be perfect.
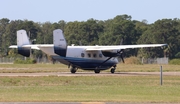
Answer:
[53, 29, 67, 57]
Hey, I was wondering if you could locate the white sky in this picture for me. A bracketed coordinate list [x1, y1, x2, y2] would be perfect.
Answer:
[0, 0, 179, 23]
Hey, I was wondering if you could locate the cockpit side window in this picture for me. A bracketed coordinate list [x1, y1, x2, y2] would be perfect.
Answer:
[81, 53, 85, 57]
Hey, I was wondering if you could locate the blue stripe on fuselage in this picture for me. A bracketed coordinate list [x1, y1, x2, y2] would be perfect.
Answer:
[52, 56, 117, 70]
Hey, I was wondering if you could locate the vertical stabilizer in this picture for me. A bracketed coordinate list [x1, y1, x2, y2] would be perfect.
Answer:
[17, 30, 30, 46]
[53, 29, 67, 57]
[17, 30, 30, 57]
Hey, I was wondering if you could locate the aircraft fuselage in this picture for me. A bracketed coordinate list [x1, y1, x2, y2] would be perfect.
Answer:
[39, 46, 119, 70]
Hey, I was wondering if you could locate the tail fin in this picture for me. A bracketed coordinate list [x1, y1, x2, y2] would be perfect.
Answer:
[53, 29, 67, 57]
[17, 30, 31, 57]
[17, 30, 30, 46]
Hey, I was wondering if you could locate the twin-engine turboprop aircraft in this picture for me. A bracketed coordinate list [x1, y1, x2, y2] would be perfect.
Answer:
[9, 29, 167, 73]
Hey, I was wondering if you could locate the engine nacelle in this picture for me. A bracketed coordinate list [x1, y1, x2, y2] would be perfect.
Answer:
[18, 47, 30, 57]
[101, 51, 118, 57]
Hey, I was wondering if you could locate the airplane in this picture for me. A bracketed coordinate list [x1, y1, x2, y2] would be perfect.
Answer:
[9, 29, 167, 73]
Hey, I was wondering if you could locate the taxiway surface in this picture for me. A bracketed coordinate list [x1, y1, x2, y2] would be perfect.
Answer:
[0, 72, 179, 77]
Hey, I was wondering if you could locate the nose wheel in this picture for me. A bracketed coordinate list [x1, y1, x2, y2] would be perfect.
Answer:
[110, 65, 116, 73]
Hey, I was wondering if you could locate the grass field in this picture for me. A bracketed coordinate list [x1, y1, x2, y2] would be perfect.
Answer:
[0, 64, 180, 102]
[0, 63, 179, 73]
[0, 76, 180, 102]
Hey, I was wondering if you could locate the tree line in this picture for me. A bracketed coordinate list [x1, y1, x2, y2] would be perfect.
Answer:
[0, 14, 180, 59]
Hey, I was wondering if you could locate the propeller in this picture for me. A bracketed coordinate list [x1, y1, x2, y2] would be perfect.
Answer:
[118, 38, 125, 63]
[117, 49, 125, 63]
[120, 53, 125, 63]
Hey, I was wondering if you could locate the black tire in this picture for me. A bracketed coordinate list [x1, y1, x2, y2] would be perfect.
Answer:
[70, 68, 76, 73]
[94, 69, 100, 73]
[111, 68, 115, 73]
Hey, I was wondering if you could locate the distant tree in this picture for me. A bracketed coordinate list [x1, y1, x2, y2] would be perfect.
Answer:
[99, 15, 139, 56]
[0, 18, 10, 56]
[137, 19, 180, 58]
[0, 15, 179, 59]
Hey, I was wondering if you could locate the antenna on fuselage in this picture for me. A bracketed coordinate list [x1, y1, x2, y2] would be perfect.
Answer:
[120, 38, 124, 45]
[79, 41, 82, 46]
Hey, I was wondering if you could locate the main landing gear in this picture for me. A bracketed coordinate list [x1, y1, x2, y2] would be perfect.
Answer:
[70, 66, 78, 73]
[94, 65, 117, 74]
[94, 57, 113, 74]
[94, 68, 100, 73]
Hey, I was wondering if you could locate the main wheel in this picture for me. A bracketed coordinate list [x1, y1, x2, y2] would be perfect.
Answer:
[110, 68, 115, 73]
[70, 67, 77, 73]
[94, 69, 100, 73]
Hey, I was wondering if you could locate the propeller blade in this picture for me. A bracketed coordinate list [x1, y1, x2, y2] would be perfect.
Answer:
[120, 38, 123, 45]
[117, 49, 125, 63]
[120, 54, 125, 63]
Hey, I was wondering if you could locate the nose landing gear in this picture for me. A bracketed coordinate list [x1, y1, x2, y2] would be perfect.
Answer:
[110, 65, 116, 73]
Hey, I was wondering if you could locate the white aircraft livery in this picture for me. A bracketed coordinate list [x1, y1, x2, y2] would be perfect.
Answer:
[9, 29, 167, 73]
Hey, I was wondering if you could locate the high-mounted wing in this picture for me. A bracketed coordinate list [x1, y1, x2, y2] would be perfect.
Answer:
[85, 44, 167, 51]
[9, 44, 54, 50]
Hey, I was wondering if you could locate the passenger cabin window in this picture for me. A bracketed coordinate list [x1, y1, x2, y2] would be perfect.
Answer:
[99, 54, 102, 58]
[81, 53, 85, 57]
[88, 53, 91, 57]
[93, 54, 96, 58]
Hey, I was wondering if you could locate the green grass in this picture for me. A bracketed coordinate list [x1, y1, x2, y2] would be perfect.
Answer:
[0, 64, 180, 73]
[0, 76, 180, 102]
[0, 64, 180, 102]
[116, 64, 180, 72]
[0, 64, 68, 73]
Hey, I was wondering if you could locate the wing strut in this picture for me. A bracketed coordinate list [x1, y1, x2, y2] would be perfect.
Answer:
[96, 57, 112, 68]
[94, 57, 113, 73]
